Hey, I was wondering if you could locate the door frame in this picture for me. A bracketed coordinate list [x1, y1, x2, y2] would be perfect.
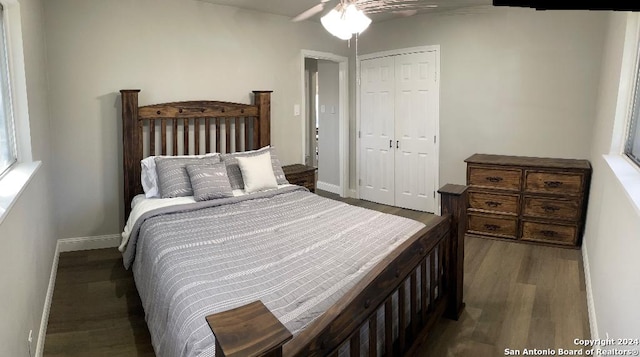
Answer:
[300, 50, 350, 197]
[356, 45, 441, 214]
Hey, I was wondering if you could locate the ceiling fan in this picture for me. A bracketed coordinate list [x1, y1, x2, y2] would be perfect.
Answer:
[292, 0, 437, 39]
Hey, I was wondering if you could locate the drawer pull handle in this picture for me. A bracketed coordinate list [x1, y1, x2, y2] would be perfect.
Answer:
[540, 230, 557, 237]
[542, 205, 560, 213]
[484, 224, 500, 231]
[485, 201, 502, 208]
[544, 181, 563, 188]
[486, 176, 503, 183]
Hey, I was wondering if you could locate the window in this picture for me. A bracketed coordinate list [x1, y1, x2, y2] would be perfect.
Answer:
[0, 4, 15, 176]
[626, 45, 640, 167]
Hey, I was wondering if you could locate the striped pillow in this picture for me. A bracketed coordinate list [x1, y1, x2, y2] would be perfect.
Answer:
[221, 146, 288, 190]
[155, 155, 220, 198]
[186, 163, 233, 201]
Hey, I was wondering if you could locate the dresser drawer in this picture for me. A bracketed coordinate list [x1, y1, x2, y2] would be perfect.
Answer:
[289, 175, 315, 192]
[521, 221, 577, 245]
[283, 164, 316, 192]
[524, 171, 583, 195]
[523, 196, 580, 221]
[468, 214, 517, 239]
[469, 191, 519, 215]
[468, 166, 522, 191]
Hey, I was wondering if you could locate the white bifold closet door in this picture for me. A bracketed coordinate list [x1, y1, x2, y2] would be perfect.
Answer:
[360, 50, 437, 212]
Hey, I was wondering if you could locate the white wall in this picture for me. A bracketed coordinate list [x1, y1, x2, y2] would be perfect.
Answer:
[353, 6, 607, 188]
[583, 12, 640, 342]
[0, 168, 56, 357]
[43, 0, 350, 238]
[0, 0, 56, 355]
[317, 59, 340, 187]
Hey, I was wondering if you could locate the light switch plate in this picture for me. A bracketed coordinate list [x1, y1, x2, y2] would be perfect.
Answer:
[294, 104, 301, 116]
[320, 105, 326, 113]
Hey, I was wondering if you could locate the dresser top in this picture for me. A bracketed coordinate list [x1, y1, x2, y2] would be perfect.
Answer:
[465, 154, 591, 170]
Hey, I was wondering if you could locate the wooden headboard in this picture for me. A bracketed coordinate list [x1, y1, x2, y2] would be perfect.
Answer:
[120, 89, 272, 217]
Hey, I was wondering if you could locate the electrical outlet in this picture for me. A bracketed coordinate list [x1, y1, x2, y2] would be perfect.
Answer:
[27, 329, 32, 357]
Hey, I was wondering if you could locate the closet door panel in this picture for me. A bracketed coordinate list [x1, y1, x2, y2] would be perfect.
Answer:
[360, 56, 395, 206]
[394, 51, 437, 212]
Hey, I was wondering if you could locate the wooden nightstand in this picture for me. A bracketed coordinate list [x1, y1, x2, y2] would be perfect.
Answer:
[282, 164, 316, 192]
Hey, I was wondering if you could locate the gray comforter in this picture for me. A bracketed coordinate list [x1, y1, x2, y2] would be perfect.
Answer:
[124, 186, 425, 357]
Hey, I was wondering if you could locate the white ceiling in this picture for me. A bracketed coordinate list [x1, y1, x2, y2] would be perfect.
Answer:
[197, 0, 491, 22]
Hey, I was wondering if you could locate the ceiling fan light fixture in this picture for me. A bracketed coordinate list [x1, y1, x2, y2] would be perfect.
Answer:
[320, 4, 371, 40]
[344, 4, 372, 34]
[321, 8, 353, 40]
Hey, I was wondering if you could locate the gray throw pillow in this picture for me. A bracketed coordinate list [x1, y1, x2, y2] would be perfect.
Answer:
[155, 156, 220, 198]
[186, 163, 234, 201]
[221, 146, 288, 190]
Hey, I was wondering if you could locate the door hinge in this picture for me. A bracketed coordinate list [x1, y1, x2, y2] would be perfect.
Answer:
[434, 135, 436, 144]
[359, 178, 362, 186]
[358, 131, 361, 139]
[433, 191, 436, 198]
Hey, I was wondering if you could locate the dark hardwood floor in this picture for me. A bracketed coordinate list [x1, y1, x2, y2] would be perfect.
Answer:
[44, 190, 590, 356]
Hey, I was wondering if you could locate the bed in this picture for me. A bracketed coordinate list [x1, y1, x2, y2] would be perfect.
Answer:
[119, 89, 467, 357]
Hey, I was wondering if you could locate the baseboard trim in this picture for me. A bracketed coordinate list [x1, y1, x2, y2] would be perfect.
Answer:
[58, 234, 121, 253]
[317, 181, 341, 195]
[35, 242, 59, 357]
[582, 244, 599, 341]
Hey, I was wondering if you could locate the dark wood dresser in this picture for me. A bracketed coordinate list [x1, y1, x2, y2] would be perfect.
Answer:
[465, 154, 591, 248]
[283, 164, 316, 193]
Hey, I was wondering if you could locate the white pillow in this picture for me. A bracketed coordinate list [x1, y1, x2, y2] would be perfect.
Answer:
[236, 151, 278, 193]
[141, 153, 218, 198]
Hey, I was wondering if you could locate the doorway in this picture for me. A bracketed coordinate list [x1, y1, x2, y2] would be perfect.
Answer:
[300, 50, 349, 197]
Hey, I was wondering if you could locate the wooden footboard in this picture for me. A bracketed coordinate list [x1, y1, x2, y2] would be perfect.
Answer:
[208, 185, 468, 357]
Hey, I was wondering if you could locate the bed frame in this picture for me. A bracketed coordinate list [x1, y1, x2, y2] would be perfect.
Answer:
[120, 89, 467, 357]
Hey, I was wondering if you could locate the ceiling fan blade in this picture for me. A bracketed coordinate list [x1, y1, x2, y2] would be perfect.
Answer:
[292, 3, 326, 22]
[393, 9, 418, 17]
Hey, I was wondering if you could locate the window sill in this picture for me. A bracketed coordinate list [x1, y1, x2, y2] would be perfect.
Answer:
[603, 154, 640, 217]
[0, 161, 41, 225]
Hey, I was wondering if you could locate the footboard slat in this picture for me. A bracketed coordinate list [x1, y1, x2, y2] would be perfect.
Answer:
[368, 316, 377, 357]
[350, 332, 360, 357]
[398, 282, 406, 354]
[429, 252, 436, 312]
[420, 260, 427, 322]
[385, 300, 393, 356]
[438, 240, 445, 299]
[410, 271, 418, 337]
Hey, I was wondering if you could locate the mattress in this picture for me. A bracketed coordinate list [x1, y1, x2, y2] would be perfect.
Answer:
[121, 186, 426, 357]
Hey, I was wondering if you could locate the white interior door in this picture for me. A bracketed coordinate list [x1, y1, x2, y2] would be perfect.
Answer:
[360, 56, 395, 206]
[394, 51, 437, 212]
